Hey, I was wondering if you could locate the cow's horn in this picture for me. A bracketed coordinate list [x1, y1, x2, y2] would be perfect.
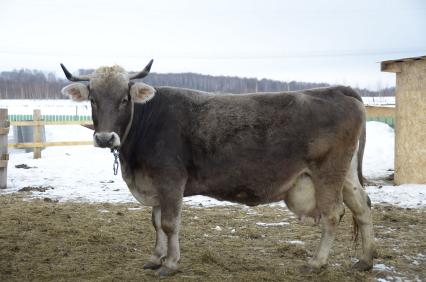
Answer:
[129, 59, 154, 80]
[60, 63, 90, 82]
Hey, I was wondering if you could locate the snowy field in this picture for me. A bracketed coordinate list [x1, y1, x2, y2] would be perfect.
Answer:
[2, 118, 425, 209]
[1, 99, 91, 116]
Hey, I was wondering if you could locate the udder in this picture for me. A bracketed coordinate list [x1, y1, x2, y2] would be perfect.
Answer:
[285, 174, 319, 222]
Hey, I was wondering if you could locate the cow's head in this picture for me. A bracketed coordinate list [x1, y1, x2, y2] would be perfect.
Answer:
[60, 60, 155, 148]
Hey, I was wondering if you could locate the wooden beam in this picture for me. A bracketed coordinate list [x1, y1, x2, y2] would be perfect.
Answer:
[33, 109, 42, 159]
[381, 61, 402, 73]
[0, 109, 8, 189]
[8, 141, 93, 149]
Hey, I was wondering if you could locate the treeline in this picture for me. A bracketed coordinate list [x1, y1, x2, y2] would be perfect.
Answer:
[0, 68, 394, 99]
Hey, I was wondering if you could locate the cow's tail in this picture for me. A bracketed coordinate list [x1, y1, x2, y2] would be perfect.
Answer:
[353, 91, 370, 243]
[357, 119, 366, 188]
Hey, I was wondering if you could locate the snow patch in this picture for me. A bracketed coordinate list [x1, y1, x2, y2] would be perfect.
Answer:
[367, 185, 426, 208]
[364, 122, 394, 180]
[287, 240, 304, 245]
[374, 263, 394, 271]
[256, 222, 290, 227]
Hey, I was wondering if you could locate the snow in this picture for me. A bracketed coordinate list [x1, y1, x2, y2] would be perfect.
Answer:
[256, 222, 290, 227]
[2, 112, 426, 209]
[0, 99, 91, 116]
[374, 263, 394, 271]
[362, 96, 395, 106]
[364, 121, 395, 180]
[287, 240, 304, 245]
[367, 185, 426, 208]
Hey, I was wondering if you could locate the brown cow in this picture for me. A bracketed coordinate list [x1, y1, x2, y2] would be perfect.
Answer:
[60, 60, 374, 276]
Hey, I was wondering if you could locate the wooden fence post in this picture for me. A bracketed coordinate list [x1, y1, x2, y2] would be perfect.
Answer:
[0, 109, 9, 189]
[33, 109, 42, 159]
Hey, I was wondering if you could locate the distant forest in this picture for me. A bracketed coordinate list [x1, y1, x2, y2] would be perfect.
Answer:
[0, 69, 395, 99]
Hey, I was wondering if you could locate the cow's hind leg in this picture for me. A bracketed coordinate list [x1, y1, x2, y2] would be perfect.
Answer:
[301, 204, 344, 272]
[302, 147, 349, 272]
[343, 164, 375, 270]
[143, 206, 167, 270]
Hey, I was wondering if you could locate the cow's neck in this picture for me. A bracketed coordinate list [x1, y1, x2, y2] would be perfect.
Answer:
[120, 100, 134, 147]
[118, 95, 159, 171]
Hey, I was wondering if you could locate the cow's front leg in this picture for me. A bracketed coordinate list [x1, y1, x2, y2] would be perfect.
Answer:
[158, 198, 183, 277]
[143, 206, 167, 270]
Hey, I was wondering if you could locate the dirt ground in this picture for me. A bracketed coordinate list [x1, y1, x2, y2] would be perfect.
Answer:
[0, 194, 425, 282]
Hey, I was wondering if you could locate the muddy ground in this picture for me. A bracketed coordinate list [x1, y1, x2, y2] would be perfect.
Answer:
[0, 194, 424, 281]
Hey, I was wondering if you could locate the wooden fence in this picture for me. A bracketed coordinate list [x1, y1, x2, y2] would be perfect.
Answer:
[7, 109, 93, 159]
[365, 106, 395, 128]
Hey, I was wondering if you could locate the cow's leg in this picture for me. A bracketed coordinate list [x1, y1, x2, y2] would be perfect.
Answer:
[343, 162, 375, 270]
[143, 206, 167, 270]
[157, 195, 183, 276]
[304, 149, 349, 271]
[303, 203, 343, 272]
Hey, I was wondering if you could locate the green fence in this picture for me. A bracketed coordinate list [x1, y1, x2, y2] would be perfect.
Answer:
[367, 116, 394, 128]
[8, 115, 92, 122]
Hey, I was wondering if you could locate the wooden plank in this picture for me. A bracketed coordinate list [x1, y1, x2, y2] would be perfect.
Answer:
[0, 127, 9, 135]
[365, 106, 395, 118]
[8, 141, 93, 149]
[0, 109, 8, 188]
[33, 109, 42, 159]
[381, 61, 402, 73]
[10, 120, 93, 126]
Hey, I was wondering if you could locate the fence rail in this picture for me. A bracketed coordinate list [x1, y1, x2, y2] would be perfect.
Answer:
[11, 120, 93, 126]
[9, 141, 93, 149]
[8, 114, 92, 122]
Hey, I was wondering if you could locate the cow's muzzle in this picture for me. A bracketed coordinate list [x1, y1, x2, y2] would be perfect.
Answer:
[94, 132, 121, 148]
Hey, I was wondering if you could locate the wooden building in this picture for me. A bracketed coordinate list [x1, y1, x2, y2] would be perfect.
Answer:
[381, 56, 426, 184]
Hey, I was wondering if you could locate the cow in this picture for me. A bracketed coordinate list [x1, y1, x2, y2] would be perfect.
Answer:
[60, 60, 375, 276]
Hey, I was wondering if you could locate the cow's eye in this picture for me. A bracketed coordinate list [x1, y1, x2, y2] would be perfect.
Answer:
[120, 97, 129, 106]
[90, 98, 96, 106]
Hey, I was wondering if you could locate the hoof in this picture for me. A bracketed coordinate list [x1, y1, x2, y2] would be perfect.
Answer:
[158, 266, 177, 277]
[299, 264, 325, 274]
[353, 260, 373, 271]
[143, 262, 162, 270]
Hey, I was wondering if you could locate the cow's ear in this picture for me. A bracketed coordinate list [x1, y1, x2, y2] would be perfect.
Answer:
[130, 82, 155, 104]
[61, 83, 89, 101]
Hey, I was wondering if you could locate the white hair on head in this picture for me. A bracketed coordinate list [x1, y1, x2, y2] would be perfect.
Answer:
[94, 65, 127, 77]
[90, 65, 129, 88]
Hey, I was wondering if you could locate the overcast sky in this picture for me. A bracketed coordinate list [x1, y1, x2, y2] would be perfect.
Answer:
[0, 0, 425, 90]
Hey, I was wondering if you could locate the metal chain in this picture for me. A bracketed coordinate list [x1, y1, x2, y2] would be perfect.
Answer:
[111, 148, 120, 176]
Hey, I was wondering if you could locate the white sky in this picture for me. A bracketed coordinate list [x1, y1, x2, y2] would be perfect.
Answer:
[0, 0, 425, 90]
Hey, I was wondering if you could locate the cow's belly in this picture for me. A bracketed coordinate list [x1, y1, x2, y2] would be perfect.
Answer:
[122, 170, 159, 206]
